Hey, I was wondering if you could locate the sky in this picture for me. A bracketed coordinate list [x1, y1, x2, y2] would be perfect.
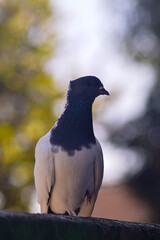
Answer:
[46, 0, 156, 185]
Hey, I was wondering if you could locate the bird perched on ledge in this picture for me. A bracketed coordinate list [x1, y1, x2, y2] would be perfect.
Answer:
[34, 76, 109, 216]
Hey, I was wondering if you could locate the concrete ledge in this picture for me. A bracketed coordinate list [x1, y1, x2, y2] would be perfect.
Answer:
[0, 210, 160, 240]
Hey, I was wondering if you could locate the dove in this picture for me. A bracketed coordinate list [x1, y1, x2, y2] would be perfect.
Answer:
[34, 76, 109, 216]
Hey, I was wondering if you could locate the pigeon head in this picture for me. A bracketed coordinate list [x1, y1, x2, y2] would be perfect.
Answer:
[67, 76, 109, 104]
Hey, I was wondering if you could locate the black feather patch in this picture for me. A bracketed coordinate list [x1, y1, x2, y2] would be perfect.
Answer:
[50, 101, 96, 155]
[50, 76, 103, 155]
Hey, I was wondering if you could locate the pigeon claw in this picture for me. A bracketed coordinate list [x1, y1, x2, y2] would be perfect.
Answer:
[66, 208, 77, 216]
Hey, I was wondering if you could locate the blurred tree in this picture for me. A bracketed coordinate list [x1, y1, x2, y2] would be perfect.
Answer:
[111, 0, 160, 222]
[0, 0, 61, 212]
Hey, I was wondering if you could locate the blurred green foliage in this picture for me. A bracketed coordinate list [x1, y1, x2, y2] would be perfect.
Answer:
[0, 0, 61, 211]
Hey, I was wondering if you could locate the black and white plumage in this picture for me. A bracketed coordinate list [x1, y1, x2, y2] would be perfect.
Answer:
[34, 76, 109, 216]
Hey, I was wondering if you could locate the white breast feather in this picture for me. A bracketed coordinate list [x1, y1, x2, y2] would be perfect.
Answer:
[34, 131, 104, 216]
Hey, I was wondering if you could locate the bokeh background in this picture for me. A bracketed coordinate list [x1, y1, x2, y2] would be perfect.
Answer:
[1, 0, 160, 223]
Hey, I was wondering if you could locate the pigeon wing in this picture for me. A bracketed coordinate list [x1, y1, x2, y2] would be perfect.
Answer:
[34, 132, 55, 213]
[94, 139, 104, 191]
[79, 139, 104, 216]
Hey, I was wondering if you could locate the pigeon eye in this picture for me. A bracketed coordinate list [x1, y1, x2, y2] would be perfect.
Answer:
[99, 86, 104, 90]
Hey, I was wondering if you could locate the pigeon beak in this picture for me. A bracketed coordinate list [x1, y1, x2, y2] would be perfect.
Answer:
[99, 87, 110, 96]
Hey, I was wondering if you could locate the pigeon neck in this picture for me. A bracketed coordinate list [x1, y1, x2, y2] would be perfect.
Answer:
[63, 99, 94, 129]
[61, 99, 95, 137]
[50, 99, 96, 155]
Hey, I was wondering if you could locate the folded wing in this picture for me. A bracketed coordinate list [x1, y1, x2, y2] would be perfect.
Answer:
[34, 132, 55, 213]
[79, 139, 104, 216]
